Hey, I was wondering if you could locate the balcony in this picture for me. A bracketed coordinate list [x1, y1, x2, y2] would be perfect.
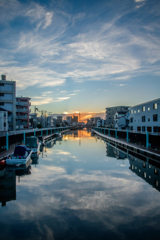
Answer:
[16, 115, 28, 119]
[16, 101, 28, 106]
[16, 108, 28, 112]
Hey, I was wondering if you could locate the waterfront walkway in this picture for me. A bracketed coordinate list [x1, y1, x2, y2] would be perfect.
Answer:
[93, 130, 160, 158]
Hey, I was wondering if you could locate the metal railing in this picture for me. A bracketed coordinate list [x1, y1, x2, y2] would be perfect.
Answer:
[92, 127, 160, 150]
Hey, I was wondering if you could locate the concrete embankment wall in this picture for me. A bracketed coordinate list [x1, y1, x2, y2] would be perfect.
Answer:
[0, 127, 70, 153]
[92, 127, 160, 151]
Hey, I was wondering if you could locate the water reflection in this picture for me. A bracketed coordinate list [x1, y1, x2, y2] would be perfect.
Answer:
[0, 165, 31, 207]
[129, 154, 160, 192]
[0, 130, 160, 239]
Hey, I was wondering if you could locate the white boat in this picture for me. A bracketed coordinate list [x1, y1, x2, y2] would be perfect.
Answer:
[6, 145, 32, 167]
[26, 136, 41, 157]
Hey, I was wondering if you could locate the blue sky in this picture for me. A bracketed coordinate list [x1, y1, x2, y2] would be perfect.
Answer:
[0, 0, 160, 118]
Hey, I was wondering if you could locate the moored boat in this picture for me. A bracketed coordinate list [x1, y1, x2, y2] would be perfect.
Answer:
[6, 145, 32, 167]
[26, 136, 41, 157]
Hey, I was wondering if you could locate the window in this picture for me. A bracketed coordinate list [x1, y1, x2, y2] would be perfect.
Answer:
[154, 168, 158, 176]
[4, 122, 6, 127]
[130, 117, 133, 123]
[142, 116, 145, 122]
[142, 126, 145, 131]
[0, 93, 4, 96]
[142, 106, 145, 112]
[148, 107, 150, 111]
[155, 180, 159, 187]
[148, 118, 150, 122]
[0, 83, 4, 86]
[0, 102, 4, 105]
[4, 112, 6, 117]
[147, 127, 152, 132]
[143, 172, 147, 178]
[134, 110, 136, 113]
[143, 163, 146, 168]
[137, 126, 141, 131]
[138, 110, 140, 113]
[130, 126, 133, 130]
[153, 114, 158, 121]
[130, 110, 133, 114]
[153, 127, 160, 132]
[153, 103, 157, 110]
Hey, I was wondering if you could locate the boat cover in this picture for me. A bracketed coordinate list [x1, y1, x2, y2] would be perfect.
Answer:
[14, 145, 30, 157]
[26, 137, 38, 148]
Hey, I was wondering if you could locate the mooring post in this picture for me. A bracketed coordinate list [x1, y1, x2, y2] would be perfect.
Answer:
[146, 157, 149, 168]
[6, 132, 9, 150]
[115, 129, 117, 139]
[23, 131, 25, 144]
[127, 130, 129, 142]
[146, 131, 149, 148]
[34, 130, 36, 136]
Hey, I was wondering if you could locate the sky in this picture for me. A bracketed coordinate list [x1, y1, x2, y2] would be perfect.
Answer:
[0, 0, 160, 120]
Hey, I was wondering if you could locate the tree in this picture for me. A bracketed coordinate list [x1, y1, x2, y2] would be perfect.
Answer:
[37, 123, 42, 129]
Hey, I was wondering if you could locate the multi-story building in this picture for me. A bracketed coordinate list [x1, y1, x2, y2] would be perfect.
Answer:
[16, 97, 31, 129]
[46, 116, 56, 128]
[66, 116, 72, 125]
[0, 75, 16, 131]
[29, 113, 38, 128]
[106, 106, 130, 128]
[0, 110, 8, 132]
[72, 115, 78, 123]
[129, 98, 160, 133]
[57, 116, 62, 124]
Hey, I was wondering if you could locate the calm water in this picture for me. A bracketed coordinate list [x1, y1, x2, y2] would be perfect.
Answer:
[0, 130, 160, 240]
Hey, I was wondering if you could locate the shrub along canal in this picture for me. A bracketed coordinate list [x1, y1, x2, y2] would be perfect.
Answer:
[0, 130, 160, 240]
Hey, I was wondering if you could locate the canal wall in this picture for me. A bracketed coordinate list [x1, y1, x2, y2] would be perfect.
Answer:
[0, 127, 69, 153]
[92, 128, 160, 158]
[92, 127, 160, 151]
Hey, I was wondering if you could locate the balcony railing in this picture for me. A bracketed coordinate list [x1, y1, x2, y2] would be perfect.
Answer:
[16, 102, 28, 106]
[16, 115, 28, 119]
[16, 108, 28, 112]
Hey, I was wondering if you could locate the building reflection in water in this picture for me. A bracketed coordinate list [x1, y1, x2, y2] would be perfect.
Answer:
[0, 165, 32, 207]
[106, 143, 127, 159]
[0, 170, 16, 207]
[129, 154, 160, 192]
[105, 141, 160, 191]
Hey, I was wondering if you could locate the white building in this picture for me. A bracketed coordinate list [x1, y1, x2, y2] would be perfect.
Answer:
[46, 116, 56, 128]
[97, 119, 105, 127]
[114, 111, 129, 129]
[0, 75, 16, 131]
[129, 98, 160, 133]
[106, 106, 130, 128]
[0, 111, 8, 132]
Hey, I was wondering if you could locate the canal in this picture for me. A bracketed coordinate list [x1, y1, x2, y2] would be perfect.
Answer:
[0, 130, 160, 240]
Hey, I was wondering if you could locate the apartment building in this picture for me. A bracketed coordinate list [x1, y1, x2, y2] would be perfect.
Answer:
[16, 97, 31, 129]
[0, 75, 16, 131]
[106, 106, 130, 128]
[0, 110, 8, 132]
[129, 99, 160, 133]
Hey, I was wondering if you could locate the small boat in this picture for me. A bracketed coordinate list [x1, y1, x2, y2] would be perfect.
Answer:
[6, 145, 32, 167]
[26, 136, 41, 157]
